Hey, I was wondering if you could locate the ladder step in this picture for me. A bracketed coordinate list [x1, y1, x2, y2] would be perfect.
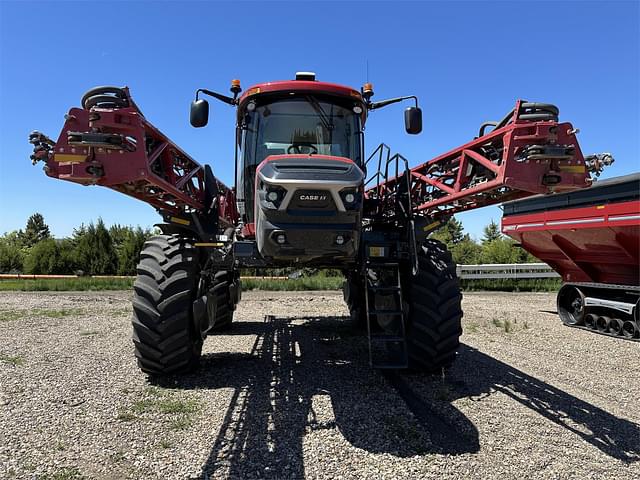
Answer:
[372, 363, 409, 370]
[369, 309, 404, 316]
[365, 261, 400, 267]
[371, 335, 405, 342]
[369, 286, 401, 293]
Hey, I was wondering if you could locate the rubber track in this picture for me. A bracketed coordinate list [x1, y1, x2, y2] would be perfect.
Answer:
[564, 323, 640, 342]
[406, 239, 463, 372]
[132, 234, 202, 375]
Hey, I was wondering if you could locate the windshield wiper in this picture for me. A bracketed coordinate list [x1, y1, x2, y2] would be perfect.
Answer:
[304, 95, 333, 132]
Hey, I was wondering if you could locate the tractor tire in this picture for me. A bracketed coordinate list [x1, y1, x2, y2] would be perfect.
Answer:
[343, 274, 367, 328]
[208, 270, 236, 331]
[405, 239, 463, 372]
[132, 234, 202, 376]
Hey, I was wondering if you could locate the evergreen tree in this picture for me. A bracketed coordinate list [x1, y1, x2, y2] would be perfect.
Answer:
[19, 213, 51, 248]
[74, 218, 117, 274]
[430, 217, 465, 247]
[117, 227, 152, 275]
[450, 238, 482, 265]
[482, 219, 502, 244]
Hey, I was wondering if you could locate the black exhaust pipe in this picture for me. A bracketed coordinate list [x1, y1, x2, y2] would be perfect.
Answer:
[622, 320, 639, 339]
[584, 313, 598, 329]
[596, 315, 611, 332]
[608, 317, 624, 336]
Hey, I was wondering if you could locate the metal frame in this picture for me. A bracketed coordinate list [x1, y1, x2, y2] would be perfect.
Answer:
[366, 100, 590, 221]
[35, 87, 237, 225]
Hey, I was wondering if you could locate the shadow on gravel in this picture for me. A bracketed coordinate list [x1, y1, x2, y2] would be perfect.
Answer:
[446, 345, 640, 463]
[157, 314, 639, 478]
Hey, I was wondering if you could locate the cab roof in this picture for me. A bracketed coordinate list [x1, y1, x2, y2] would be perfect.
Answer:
[238, 80, 363, 105]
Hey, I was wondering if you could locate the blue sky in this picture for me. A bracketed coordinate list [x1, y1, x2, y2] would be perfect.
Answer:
[1, 0, 638, 240]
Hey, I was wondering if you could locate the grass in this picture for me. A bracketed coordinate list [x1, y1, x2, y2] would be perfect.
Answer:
[492, 317, 515, 333]
[169, 416, 194, 431]
[40, 467, 84, 480]
[0, 308, 83, 322]
[0, 277, 134, 291]
[119, 387, 201, 432]
[116, 411, 138, 422]
[132, 397, 200, 415]
[460, 278, 562, 292]
[0, 354, 25, 366]
[0, 275, 562, 292]
[465, 322, 479, 333]
[40, 308, 83, 318]
[0, 310, 23, 322]
[79, 330, 100, 336]
[241, 276, 343, 291]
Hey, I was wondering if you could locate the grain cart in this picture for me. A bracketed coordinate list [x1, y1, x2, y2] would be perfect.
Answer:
[30, 72, 598, 375]
[502, 172, 639, 340]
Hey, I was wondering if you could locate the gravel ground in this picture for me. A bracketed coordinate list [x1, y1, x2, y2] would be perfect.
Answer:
[0, 290, 638, 479]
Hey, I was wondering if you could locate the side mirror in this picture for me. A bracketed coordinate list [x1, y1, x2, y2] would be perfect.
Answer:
[190, 99, 209, 128]
[404, 107, 422, 134]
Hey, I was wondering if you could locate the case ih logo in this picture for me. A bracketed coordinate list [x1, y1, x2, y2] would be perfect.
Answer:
[299, 194, 327, 201]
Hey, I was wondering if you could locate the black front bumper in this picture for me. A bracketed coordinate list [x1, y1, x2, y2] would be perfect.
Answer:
[254, 155, 364, 266]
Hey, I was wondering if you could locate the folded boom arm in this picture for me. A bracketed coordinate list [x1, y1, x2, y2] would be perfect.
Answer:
[30, 86, 238, 228]
[366, 100, 598, 221]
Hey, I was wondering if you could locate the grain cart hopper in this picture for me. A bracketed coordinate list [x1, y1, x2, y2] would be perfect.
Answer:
[502, 172, 639, 340]
[30, 73, 598, 375]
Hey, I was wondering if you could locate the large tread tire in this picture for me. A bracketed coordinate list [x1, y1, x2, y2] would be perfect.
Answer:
[208, 270, 235, 332]
[343, 274, 367, 328]
[405, 239, 463, 372]
[132, 234, 202, 376]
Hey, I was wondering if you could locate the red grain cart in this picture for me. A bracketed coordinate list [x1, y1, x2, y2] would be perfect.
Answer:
[502, 173, 640, 340]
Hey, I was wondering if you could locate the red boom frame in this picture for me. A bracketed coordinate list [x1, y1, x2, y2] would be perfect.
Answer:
[367, 100, 590, 220]
[34, 90, 591, 230]
[34, 87, 237, 224]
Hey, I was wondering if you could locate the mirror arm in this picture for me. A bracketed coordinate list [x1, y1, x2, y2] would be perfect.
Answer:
[368, 95, 418, 111]
[196, 88, 237, 106]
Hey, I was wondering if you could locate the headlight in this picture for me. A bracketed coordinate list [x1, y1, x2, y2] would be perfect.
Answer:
[339, 189, 361, 209]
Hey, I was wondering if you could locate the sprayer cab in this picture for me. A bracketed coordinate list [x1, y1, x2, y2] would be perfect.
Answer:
[190, 72, 423, 265]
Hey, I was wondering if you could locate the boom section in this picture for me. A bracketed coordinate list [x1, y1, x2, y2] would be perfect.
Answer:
[30, 86, 235, 223]
[367, 101, 591, 220]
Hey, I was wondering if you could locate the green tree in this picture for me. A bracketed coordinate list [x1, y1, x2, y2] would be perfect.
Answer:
[109, 224, 130, 249]
[57, 238, 78, 274]
[74, 218, 117, 274]
[19, 213, 51, 248]
[430, 217, 465, 247]
[480, 238, 520, 264]
[482, 219, 502, 244]
[450, 237, 482, 265]
[24, 238, 60, 274]
[117, 227, 152, 275]
[0, 231, 24, 273]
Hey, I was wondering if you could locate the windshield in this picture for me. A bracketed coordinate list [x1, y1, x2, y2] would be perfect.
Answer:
[237, 96, 363, 222]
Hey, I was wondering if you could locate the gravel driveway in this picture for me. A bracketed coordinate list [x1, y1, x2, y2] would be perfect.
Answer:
[1, 290, 638, 479]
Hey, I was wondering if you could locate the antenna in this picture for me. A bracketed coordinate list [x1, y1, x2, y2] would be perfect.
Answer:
[366, 59, 369, 83]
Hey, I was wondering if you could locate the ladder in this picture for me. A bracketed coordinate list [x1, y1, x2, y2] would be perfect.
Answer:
[363, 259, 409, 369]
